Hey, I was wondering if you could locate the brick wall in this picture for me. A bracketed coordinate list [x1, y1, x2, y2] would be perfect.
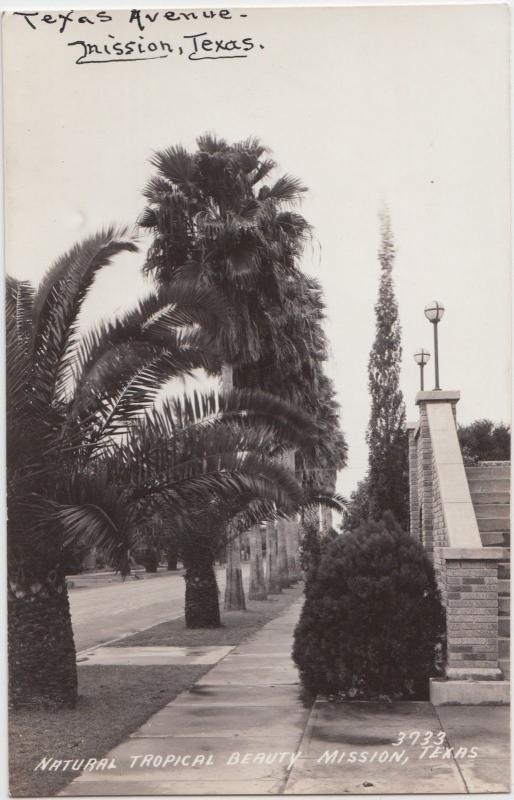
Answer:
[431, 451, 449, 597]
[417, 403, 434, 559]
[445, 557, 499, 670]
[407, 392, 503, 684]
[407, 425, 420, 540]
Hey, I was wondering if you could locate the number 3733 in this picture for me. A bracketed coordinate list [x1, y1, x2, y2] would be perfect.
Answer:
[392, 731, 446, 747]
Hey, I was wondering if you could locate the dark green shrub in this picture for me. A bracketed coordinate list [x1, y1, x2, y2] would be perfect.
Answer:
[293, 512, 445, 700]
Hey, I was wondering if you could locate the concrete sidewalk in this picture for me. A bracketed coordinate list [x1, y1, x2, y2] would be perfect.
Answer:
[61, 599, 510, 796]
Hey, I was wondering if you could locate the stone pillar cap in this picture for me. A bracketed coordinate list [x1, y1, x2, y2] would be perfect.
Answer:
[415, 390, 460, 405]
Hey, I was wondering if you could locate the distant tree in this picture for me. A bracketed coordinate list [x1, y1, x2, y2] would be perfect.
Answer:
[299, 519, 321, 583]
[299, 519, 340, 586]
[342, 476, 370, 531]
[458, 419, 511, 465]
[365, 212, 408, 528]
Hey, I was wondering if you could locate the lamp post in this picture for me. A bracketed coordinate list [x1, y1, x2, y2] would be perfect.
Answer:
[424, 301, 445, 390]
[414, 348, 431, 391]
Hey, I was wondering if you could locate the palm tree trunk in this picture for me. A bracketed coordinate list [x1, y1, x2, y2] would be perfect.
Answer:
[265, 521, 282, 594]
[8, 572, 77, 709]
[321, 506, 333, 535]
[167, 548, 178, 571]
[224, 535, 246, 610]
[320, 468, 337, 535]
[184, 559, 220, 628]
[278, 450, 296, 585]
[167, 535, 179, 570]
[277, 518, 291, 588]
[81, 547, 97, 571]
[221, 362, 247, 611]
[144, 547, 160, 573]
[286, 518, 301, 582]
[248, 525, 267, 600]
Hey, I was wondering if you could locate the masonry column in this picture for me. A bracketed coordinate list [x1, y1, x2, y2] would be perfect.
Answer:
[411, 390, 507, 704]
[415, 391, 460, 564]
[444, 549, 502, 682]
[407, 421, 420, 540]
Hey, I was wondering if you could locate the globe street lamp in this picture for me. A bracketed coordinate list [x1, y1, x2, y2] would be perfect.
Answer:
[414, 348, 431, 391]
[424, 301, 445, 390]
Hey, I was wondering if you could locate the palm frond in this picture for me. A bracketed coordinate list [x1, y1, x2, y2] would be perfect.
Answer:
[23, 473, 135, 576]
[32, 228, 138, 405]
[150, 145, 198, 185]
[259, 174, 307, 203]
[124, 450, 303, 524]
[217, 389, 320, 450]
[196, 133, 229, 154]
[70, 281, 228, 405]
[6, 277, 35, 420]
[121, 388, 320, 460]
[6, 276, 35, 352]
[232, 136, 267, 158]
[300, 489, 347, 514]
[141, 176, 175, 202]
[70, 341, 209, 443]
[137, 207, 158, 229]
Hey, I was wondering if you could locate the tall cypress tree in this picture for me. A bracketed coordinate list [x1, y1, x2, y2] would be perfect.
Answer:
[365, 211, 408, 529]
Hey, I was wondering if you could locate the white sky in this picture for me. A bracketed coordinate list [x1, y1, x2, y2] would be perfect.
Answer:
[2, 3, 511, 497]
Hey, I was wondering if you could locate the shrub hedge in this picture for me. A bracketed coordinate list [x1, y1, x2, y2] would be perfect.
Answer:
[293, 512, 445, 700]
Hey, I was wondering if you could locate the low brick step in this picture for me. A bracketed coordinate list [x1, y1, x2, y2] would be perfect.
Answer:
[499, 597, 510, 616]
[466, 466, 511, 480]
[480, 531, 510, 546]
[500, 658, 510, 680]
[477, 517, 511, 532]
[474, 503, 510, 519]
[468, 478, 510, 494]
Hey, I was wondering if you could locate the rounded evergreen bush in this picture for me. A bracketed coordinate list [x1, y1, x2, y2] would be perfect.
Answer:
[293, 512, 445, 700]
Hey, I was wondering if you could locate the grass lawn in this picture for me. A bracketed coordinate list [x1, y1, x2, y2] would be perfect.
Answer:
[9, 583, 303, 797]
[110, 583, 303, 647]
[9, 665, 207, 798]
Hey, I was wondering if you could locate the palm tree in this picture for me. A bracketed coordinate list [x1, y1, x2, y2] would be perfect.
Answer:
[237, 271, 348, 583]
[120, 388, 321, 626]
[7, 228, 146, 709]
[140, 134, 312, 608]
[7, 228, 313, 707]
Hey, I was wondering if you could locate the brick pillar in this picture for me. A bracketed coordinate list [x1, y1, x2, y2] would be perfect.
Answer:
[444, 549, 502, 679]
[411, 390, 508, 702]
[417, 403, 434, 559]
[415, 391, 460, 563]
[407, 422, 419, 540]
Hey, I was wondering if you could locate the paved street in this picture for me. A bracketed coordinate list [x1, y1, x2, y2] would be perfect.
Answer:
[70, 565, 250, 653]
